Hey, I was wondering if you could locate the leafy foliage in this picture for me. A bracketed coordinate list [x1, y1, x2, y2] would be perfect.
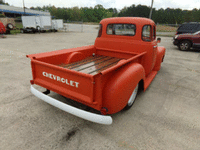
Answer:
[30, 4, 118, 23]
[0, 0, 9, 5]
[119, 5, 200, 24]
[35, 4, 200, 24]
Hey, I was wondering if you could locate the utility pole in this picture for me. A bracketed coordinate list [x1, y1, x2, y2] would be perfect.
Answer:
[149, 0, 154, 19]
[22, 0, 25, 15]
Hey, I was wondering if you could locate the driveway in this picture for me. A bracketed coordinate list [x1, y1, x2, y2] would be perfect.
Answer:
[0, 30, 200, 150]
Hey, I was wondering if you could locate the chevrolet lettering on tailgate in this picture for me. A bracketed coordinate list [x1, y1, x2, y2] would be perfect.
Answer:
[42, 72, 79, 88]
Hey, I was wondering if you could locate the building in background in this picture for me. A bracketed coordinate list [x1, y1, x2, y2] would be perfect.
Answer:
[0, 4, 50, 17]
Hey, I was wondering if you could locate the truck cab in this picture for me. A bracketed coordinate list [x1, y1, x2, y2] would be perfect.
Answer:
[95, 17, 161, 77]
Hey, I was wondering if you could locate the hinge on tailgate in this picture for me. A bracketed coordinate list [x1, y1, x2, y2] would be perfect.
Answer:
[101, 107, 108, 115]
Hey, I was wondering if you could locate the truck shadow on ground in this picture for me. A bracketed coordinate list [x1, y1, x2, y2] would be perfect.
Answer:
[49, 92, 142, 125]
[51, 88, 144, 123]
[190, 48, 200, 52]
[174, 47, 200, 53]
[52, 94, 101, 115]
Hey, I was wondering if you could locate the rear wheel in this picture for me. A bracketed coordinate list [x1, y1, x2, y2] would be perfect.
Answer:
[20, 29, 24, 33]
[124, 84, 139, 110]
[178, 40, 191, 51]
[37, 26, 41, 33]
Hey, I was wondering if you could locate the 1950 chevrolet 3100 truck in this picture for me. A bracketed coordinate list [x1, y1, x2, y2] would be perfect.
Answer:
[27, 17, 165, 125]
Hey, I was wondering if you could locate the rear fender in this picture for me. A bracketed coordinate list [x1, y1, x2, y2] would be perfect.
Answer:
[103, 63, 145, 114]
[153, 46, 166, 71]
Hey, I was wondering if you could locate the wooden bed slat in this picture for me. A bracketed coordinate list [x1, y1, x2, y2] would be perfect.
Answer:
[78, 58, 120, 74]
[89, 61, 119, 75]
[58, 55, 121, 75]
[72, 56, 114, 71]
[60, 55, 106, 69]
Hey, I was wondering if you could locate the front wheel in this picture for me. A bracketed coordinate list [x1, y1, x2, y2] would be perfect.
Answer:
[178, 41, 191, 51]
[5, 30, 10, 34]
[6, 23, 14, 30]
[123, 84, 139, 110]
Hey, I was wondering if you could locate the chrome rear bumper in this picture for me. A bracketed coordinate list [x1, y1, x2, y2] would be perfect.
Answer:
[30, 86, 112, 125]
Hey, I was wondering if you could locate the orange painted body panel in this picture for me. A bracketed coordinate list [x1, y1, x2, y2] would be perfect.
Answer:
[103, 63, 145, 114]
[27, 17, 165, 114]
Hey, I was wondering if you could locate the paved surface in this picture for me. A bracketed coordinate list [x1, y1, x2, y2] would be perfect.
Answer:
[0, 28, 200, 150]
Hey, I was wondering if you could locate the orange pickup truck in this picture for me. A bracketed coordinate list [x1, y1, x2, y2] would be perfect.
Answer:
[27, 17, 165, 125]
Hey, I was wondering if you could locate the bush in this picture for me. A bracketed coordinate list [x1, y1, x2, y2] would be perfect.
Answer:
[0, 14, 6, 18]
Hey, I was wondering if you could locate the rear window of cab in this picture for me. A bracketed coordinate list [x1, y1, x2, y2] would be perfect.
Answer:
[107, 24, 136, 36]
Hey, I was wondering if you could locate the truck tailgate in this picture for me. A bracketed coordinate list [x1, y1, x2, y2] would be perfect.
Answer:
[31, 59, 95, 104]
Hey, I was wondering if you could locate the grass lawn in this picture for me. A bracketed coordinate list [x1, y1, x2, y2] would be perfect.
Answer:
[156, 25, 178, 32]
[10, 22, 23, 34]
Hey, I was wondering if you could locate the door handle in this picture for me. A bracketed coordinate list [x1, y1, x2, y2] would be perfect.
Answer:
[153, 45, 157, 48]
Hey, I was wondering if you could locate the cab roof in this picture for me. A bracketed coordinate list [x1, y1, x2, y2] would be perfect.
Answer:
[100, 17, 155, 26]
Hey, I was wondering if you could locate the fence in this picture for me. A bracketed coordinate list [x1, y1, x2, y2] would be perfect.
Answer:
[63, 21, 99, 33]
[63, 21, 83, 32]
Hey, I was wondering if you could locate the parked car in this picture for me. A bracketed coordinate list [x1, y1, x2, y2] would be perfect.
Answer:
[173, 31, 200, 50]
[176, 22, 200, 34]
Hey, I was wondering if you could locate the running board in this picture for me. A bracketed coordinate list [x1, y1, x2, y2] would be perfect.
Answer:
[144, 71, 157, 91]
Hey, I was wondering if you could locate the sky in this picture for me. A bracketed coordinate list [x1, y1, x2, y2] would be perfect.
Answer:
[4, 0, 200, 10]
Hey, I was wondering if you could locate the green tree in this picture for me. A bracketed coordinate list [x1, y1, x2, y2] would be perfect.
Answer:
[172, 9, 183, 24]
[192, 8, 200, 22]
[107, 8, 118, 17]
[118, 4, 150, 18]
[28, 4, 200, 23]
[71, 7, 82, 21]
[0, 0, 9, 5]
[183, 11, 194, 22]
[94, 4, 106, 22]
[83, 7, 98, 22]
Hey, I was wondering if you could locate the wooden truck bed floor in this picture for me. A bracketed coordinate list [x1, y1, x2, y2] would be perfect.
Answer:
[58, 55, 122, 75]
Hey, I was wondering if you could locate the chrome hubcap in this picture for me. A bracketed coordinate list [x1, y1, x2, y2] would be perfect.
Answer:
[127, 84, 139, 106]
[180, 43, 188, 50]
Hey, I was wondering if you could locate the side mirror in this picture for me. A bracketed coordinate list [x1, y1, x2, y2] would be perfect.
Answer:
[157, 38, 161, 43]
